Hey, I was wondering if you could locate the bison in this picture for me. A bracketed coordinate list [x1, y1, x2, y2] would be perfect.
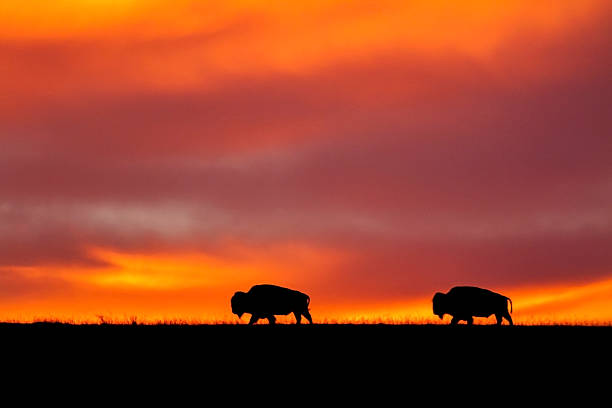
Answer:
[231, 284, 313, 325]
[433, 286, 513, 325]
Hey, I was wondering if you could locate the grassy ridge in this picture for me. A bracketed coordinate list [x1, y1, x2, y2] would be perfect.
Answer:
[3, 323, 608, 393]
[4, 322, 609, 355]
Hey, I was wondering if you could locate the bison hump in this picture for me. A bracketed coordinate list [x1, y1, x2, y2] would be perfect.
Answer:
[250, 284, 292, 294]
[449, 286, 499, 297]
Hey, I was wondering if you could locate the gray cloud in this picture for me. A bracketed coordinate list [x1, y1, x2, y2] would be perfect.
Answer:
[0, 7, 610, 300]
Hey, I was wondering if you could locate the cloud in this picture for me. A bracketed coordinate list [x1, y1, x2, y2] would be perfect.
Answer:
[0, 1, 610, 316]
[0, 267, 75, 299]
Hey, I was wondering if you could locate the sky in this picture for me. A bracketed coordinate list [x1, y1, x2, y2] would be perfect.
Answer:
[1, 0, 611, 323]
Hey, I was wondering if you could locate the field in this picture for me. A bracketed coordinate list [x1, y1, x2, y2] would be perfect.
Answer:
[2, 322, 602, 402]
[4, 322, 610, 375]
[1, 323, 607, 402]
[3, 322, 609, 399]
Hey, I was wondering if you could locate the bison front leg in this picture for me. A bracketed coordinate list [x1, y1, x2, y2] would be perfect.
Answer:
[466, 316, 474, 325]
[450, 316, 459, 325]
[266, 315, 276, 325]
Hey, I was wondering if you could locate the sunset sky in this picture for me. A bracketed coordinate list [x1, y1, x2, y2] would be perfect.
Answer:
[1, 0, 611, 323]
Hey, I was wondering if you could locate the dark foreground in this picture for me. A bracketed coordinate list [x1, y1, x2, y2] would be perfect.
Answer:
[4, 323, 610, 363]
[3, 323, 610, 395]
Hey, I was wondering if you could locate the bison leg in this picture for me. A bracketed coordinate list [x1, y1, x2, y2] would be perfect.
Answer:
[504, 312, 513, 326]
[248, 314, 260, 325]
[293, 311, 302, 324]
[303, 310, 313, 324]
[450, 316, 459, 325]
[266, 315, 276, 325]
[495, 313, 514, 325]
[466, 316, 474, 325]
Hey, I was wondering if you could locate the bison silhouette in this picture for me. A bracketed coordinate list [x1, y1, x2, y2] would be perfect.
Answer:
[433, 286, 513, 325]
[231, 284, 313, 325]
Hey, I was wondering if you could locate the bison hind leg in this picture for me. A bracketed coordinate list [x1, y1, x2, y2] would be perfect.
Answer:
[504, 312, 513, 326]
[495, 313, 514, 325]
[303, 310, 313, 324]
[267, 315, 276, 325]
[293, 311, 302, 324]
[248, 314, 260, 325]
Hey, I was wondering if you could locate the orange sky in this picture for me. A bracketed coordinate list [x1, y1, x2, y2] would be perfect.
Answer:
[1, 1, 611, 324]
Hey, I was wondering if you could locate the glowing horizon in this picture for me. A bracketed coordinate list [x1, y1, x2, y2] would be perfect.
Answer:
[1, 1, 611, 324]
[2, 248, 611, 324]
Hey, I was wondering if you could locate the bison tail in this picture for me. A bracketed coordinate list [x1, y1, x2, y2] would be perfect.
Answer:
[507, 297, 513, 313]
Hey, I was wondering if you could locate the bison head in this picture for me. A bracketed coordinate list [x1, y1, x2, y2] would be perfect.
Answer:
[432, 292, 447, 320]
[231, 291, 248, 319]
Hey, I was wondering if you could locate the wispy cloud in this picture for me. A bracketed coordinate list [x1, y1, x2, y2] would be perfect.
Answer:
[0, 0, 610, 322]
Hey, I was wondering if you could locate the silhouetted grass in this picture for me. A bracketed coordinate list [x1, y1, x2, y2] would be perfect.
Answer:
[17, 315, 612, 326]
[2, 322, 602, 400]
[2, 321, 608, 387]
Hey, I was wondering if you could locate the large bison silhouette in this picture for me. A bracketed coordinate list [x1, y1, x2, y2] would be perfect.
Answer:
[231, 284, 313, 325]
[433, 286, 513, 325]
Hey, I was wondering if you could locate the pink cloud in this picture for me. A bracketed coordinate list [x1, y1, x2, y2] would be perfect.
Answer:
[0, 5, 610, 309]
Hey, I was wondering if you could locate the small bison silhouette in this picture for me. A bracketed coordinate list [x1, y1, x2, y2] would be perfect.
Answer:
[433, 286, 513, 325]
[231, 284, 313, 325]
